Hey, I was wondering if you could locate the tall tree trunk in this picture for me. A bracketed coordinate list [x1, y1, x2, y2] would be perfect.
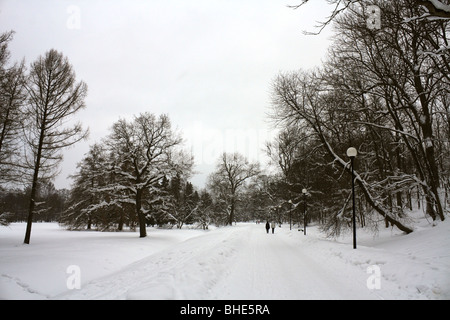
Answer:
[136, 189, 147, 237]
[118, 209, 124, 231]
[229, 197, 235, 225]
[414, 67, 445, 221]
[24, 128, 45, 244]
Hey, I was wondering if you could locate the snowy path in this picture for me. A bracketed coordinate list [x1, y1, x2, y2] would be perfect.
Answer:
[57, 223, 383, 300]
[209, 224, 376, 299]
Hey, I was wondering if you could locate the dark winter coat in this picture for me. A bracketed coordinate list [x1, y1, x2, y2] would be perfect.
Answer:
[265, 222, 270, 230]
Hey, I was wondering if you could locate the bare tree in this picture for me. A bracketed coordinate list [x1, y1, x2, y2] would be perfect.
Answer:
[0, 31, 27, 184]
[23, 49, 88, 244]
[208, 152, 260, 225]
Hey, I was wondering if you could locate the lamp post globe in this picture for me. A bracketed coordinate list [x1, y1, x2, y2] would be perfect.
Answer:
[347, 147, 357, 158]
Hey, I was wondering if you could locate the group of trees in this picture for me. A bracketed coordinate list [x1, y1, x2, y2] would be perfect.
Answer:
[0, 31, 88, 242]
[59, 123, 263, 233]
[0, 182, 68, 224]
[266, 0, 449, 236]
[60, 113, 197, 237]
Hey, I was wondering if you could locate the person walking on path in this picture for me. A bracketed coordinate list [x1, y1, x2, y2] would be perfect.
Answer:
[265, 221, 270, 234]
[271, 221, 276, 234]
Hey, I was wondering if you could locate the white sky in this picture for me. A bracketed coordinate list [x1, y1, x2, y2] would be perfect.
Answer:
[0, 0, 333, 190]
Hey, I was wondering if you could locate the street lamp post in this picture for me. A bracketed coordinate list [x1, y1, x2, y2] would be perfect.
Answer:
[347, 147, 358, 249]
[302, 188, 307, 236]
[288, 200, 292, 230]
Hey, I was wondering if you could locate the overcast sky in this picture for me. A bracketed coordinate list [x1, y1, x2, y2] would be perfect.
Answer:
[0, 0, 333, 190]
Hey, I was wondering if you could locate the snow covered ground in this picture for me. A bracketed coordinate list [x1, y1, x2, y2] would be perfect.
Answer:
[1, 214, 449, 300]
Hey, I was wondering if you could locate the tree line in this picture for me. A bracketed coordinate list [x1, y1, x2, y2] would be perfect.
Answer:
[266, 0, 449, 236]
[0, 182, 68, 225]
[2, 0, 449, 241]
[59, 120, 262, 235]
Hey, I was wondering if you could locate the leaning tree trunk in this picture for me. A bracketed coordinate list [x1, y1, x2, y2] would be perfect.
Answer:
[24, 106, 47, 244]
[24, 143, 43, 243]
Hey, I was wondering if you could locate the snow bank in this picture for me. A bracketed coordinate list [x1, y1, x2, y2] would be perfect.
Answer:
[289, 218, 450, 300]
